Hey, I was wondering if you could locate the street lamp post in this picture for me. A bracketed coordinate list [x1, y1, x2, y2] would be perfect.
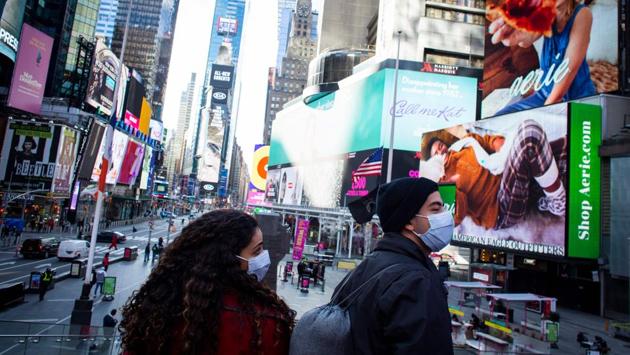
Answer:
[70, 0, 134, 326]
[386, 30, 402, 183]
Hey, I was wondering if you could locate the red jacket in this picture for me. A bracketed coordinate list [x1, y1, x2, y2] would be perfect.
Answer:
[169, 291, 291, 354]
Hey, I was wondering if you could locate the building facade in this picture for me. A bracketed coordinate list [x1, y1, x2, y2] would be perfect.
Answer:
[263, 0, 318, 144]
[318, 0, 379, 53]
[166, 72, 196, 189]
[111, 0, 179, 105]
[276, 0, 297, 70]
[95, 0, 118, 46]
[376, 0, 484, 68]
[24, 0, 101, 97]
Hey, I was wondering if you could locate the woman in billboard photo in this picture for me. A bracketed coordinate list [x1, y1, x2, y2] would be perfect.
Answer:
[485, 0, 616, 116]
[419, 117, 567, 246]
[121, 209, 295, 354]
[14, 136, 38, 168]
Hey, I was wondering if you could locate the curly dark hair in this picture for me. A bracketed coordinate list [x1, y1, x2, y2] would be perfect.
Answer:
[120, 209, 295, 354]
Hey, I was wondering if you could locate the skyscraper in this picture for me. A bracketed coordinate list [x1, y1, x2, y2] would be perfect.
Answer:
[191, 0, 245, 194]
[111, 0, 180, 105]
[276, 0, 297, 70]
[24, 0, 101, 97]
[166, 72, 196, 187]
[318, 0, 379, 53]
[95, 0, 118, 46]
[263, 0, 318, 144]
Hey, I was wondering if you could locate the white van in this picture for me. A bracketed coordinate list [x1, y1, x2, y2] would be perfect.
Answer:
[57, 240, 90, 260]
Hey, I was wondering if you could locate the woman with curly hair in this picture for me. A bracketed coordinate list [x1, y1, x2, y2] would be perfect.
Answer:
[120, 209, 295, 354]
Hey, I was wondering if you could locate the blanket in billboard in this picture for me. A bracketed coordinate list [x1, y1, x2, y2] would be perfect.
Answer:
[117, 141, 144, 185]
[52, 127, 79, 195]
[139, 147, 153, 190]
[419, 104, 569, 256]
[198, 114, 224, 184]
[482, 0, 618, 118]
[0, 122, 61, 190]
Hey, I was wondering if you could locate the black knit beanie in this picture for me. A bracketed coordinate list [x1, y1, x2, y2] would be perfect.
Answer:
[348, 177, 438, 233]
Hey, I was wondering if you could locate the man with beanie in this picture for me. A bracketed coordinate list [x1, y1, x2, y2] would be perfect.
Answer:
[336, 177, 454, 354]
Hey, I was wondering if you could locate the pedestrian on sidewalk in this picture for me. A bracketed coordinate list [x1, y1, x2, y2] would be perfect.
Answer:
[120, 209, 295, 354]
[144, 243, 150, 263]
[330, 177, 455, 354]
[13, 229, 20, 246]
[103, 252, 110, 271]
[151, 243, 159, 262]
[108, 234, 118, 250]
[94, 267, 106, 296]
[103, 309, 118, 329]
[39, 267, 53, 301]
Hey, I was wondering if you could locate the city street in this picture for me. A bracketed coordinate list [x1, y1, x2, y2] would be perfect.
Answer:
[0, 218, 183, 288]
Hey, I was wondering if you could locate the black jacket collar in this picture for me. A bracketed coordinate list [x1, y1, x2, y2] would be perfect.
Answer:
[374, 232, 433, 269]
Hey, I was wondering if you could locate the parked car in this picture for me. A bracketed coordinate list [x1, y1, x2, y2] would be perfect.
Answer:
[57, 240, 90, 261]
[20, 238, 60, 259]
[96, 231, 127, 244]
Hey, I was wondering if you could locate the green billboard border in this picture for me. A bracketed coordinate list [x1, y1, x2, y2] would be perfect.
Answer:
[567, 103, 601, 259]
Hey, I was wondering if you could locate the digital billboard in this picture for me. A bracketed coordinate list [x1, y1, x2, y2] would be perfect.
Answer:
[149, 119, 163, 141]
[217, 17, 238, 35]
[198, 110, 225, 184]
[0, 0, 26, 62]
[0, 122, 61, 190]
[85, 38, 120, 116]
[7, 23, 53, 114]
[139, 147, 152, 190]
[77, 123, 105, 180]
[482, 0, 619, 118]
[247, 145, 269, 205]
[267, 61, 480, 208]
[52, 127, 78, 196]
[91, 130, 128, 184]
[210, 64, 234, 89]
[418, 103, 601, 258]
[117, 140, 144, 185]
[139, 98, 151, 135]
[123, 70, 144, 129]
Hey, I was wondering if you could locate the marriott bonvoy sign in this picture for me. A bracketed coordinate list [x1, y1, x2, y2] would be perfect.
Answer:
[419, 102, 601, 259]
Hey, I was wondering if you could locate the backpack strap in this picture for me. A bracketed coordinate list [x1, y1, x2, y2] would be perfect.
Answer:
[331, 264, 401, 309]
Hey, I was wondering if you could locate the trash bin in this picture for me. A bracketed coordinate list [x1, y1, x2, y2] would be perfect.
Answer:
[70, 258, 87, 278]
[123, 246, 138, 261]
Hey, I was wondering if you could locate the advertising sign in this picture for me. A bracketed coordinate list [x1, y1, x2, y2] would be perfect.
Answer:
[268, 61, 479, 208]
[52, 127, 78, 195]
[106, 130, 129, 184]
[199, 181, 217, 196]
[567, 103, 601, 259]
[115, 65, 129, 120]
[198, 112, 224, 184]
[117, 140, 144, 185]
[211, 88, 228, 105]
[139, 98, 151, 135]
[139, 147, 153, 190]
[102, 276, 116, 296]
[91, 130, 128, 184]
[419, 103, 601, 258]
[217, 16, 238, 35]
[124, 72, 144, 129]
[218, 168, 228, 197]
[482, 0, 619, 118]
[0, 122, 61, 190]
[70, 181, 80, 210]
[210, 64, 234, 89]
[7, 23, 53, 114]
[0, 0, 26, 62]
[78, 123, 105, 180]
[149, 119, 163, 141]
[292, 218, 310, 260]
[85, 38, 120, 116]
[250, 144, 269, 191]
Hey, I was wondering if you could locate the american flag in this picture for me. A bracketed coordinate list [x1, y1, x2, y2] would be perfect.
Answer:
[352, 148, 383, 178]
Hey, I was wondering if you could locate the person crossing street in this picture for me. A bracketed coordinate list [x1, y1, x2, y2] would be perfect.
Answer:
[108, 234, 118, 250]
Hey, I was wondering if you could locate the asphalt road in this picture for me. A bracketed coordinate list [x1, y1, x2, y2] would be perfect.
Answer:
[0, 217, 187, 287]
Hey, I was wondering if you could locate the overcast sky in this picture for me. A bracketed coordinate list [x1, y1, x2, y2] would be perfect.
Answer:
[161, 0, 323, 175]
